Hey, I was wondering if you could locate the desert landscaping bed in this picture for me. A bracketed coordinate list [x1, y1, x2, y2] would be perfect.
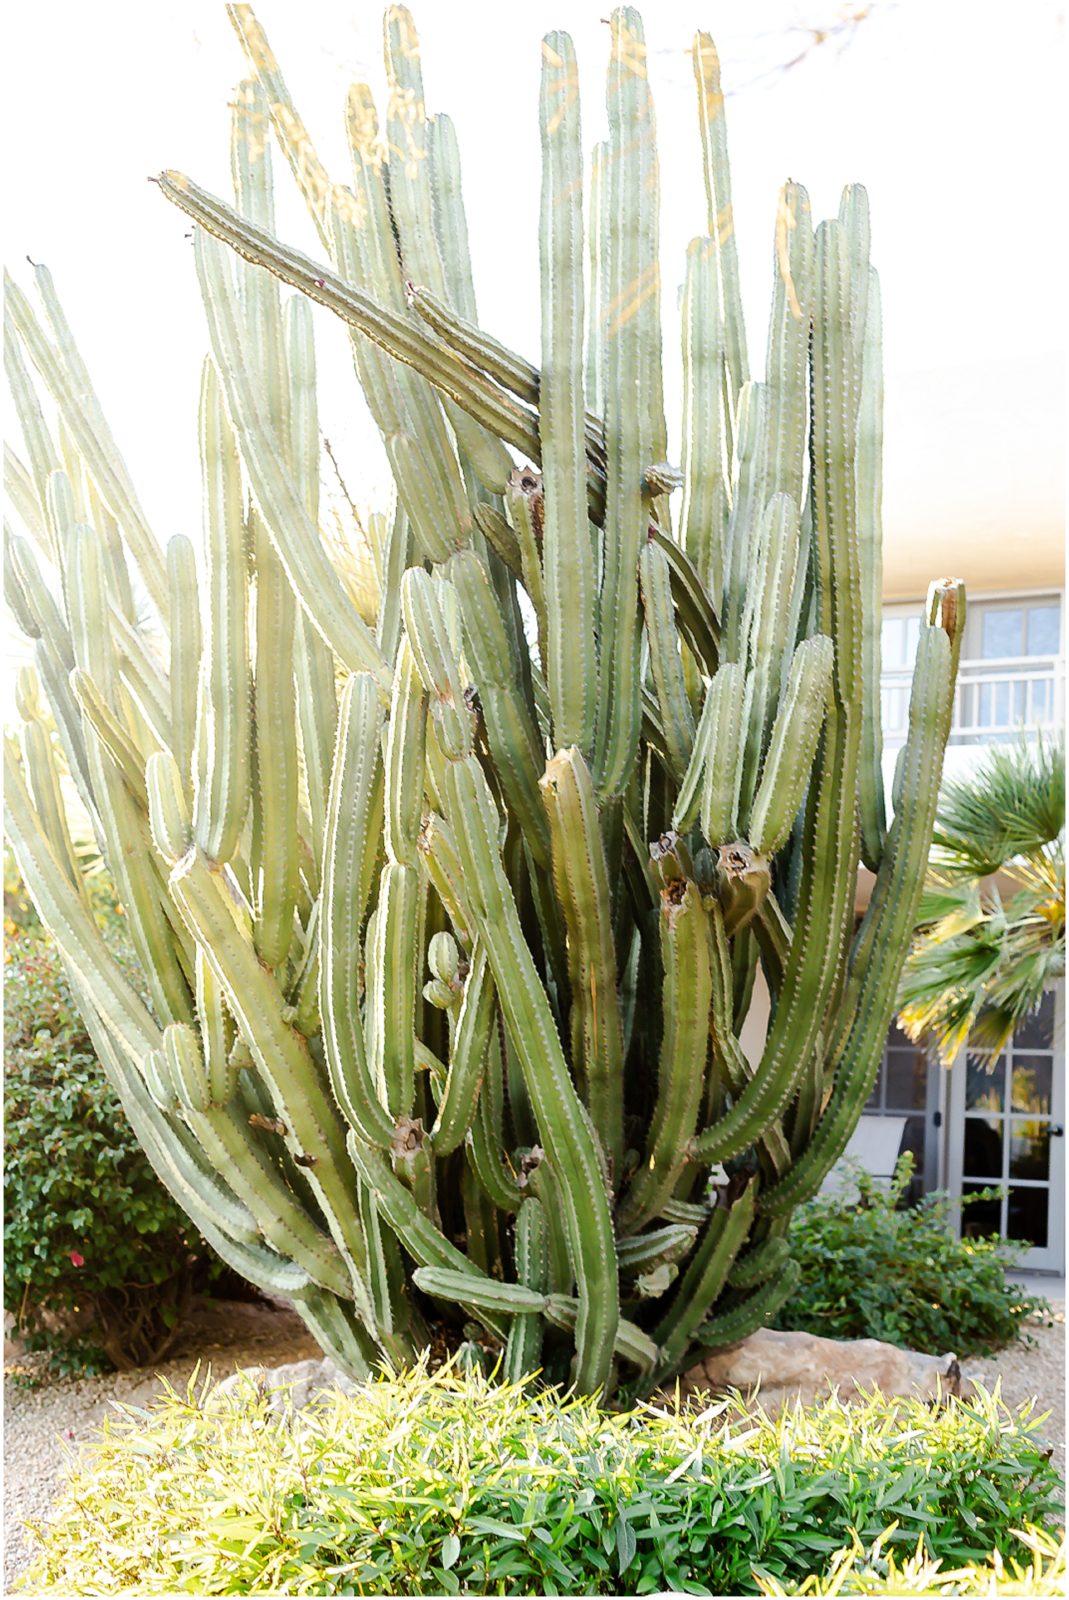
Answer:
[5, 1296, 1064, 1592]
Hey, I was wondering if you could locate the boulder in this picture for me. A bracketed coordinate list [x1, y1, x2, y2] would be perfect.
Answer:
[209, 1356, 358, 1415]
[207, 1331, 972, 1419]
[677, 1326, 973, 1410]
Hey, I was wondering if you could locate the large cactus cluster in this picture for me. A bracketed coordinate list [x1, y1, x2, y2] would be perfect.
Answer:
[4, 5, 963, 1398]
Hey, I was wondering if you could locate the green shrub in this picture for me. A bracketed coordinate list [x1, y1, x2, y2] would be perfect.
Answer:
[4, 928, 226, 1375]
[18, 1363, 1064, 1596]
[759, 1526, 1067, 1597]
[774, 1154, 1050, 1356]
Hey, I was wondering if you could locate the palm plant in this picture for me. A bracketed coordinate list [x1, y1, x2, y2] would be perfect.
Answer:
[898, 735, 1065, 1062]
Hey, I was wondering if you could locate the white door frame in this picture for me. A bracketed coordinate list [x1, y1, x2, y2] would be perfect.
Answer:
[946, 987, 1065, 1274]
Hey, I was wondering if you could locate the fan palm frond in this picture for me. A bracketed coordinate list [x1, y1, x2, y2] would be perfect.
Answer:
[898, 734, 1065, 1064]
[931, 732, 1064, 879]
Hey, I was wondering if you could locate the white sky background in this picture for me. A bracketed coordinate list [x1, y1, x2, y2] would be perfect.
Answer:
[3, 0, 1066, 621]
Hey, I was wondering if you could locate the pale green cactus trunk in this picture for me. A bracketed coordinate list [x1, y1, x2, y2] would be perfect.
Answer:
[4, 5, 963, 1400]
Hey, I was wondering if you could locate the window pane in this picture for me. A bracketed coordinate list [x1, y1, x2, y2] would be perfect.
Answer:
[961, 1182, 1002, 1238]
[1006, 1187, 1048, 1249]
[1026, 604, 1061, 657]
[965, 1056, 1004, 1112]
[1014, 993, 1055, 1050]
[1031, 679, 1052, 723]
[1011, 1057, 1053, 1115]
[906, 615, 920, 659]
[980, 608, 1023, 659]
[886, 1051, 927, 1110]
[1009, 1119, 1050, 1181]
[963, 1116, 1004, 1178]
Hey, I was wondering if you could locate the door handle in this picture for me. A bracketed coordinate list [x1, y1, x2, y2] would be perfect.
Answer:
[1051, 1125, 1064, 1138]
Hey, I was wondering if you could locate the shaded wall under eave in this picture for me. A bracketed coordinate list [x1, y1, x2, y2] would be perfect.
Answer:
[880, 354, 1065, 602]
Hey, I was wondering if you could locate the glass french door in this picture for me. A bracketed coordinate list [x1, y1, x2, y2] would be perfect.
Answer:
[947, 989, 1065, 1273]
[865, 1023, 941, 1202]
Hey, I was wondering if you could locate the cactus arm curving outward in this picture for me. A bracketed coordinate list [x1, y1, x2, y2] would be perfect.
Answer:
[160, 173, 543, 466]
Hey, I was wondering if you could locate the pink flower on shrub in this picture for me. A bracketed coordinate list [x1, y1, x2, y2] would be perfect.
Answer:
[69, 1250, 85, 1268]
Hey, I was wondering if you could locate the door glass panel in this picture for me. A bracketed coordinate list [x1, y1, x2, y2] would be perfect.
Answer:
[981, 608, 1023, 658]
[901, 1117, 927, 1202]
[963, 1116, 1004, 1178]
[1006, 1187, 1049, 1249]
[1009, 1120, 1050, 1181]
[966, 1056, 1004, 1112]
[961, 1182, 1002, 1237]
[886, 1051, 927, 1110]
[1011, 1056, 1053, 1115]
[1026, 604, 1061, 656]
[1014, 993, 1055, 1049]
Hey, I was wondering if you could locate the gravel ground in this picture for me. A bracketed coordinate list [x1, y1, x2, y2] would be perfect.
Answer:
[3, 1299, 319, 1592]
[960, 1300, 1066, 1468]
[4, 1298, 1065, 1593]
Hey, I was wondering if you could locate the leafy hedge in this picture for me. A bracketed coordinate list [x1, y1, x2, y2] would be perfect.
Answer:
[774, 1155, 1050, 1356]
[759, 1527, 1066, 1596]
[4, 921, 225, 1375]
[18, 1363, 1064, 1596]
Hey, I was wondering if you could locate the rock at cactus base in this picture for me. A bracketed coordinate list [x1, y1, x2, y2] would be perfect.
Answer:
[209, 1333, 972, 1419]
[676, 1327, 972, 1410]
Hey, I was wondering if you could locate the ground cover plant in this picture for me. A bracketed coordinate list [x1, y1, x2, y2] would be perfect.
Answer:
[4, 919, 228, 1374]
[17, 1363, 1064, 1597]
[759, 1527, 1067, 1597]
[5, 2, 964, 1399]
[774, 1155, 1051, 1356]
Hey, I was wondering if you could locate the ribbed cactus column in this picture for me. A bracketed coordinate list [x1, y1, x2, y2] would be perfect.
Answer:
[4, 3, 962, 1399]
